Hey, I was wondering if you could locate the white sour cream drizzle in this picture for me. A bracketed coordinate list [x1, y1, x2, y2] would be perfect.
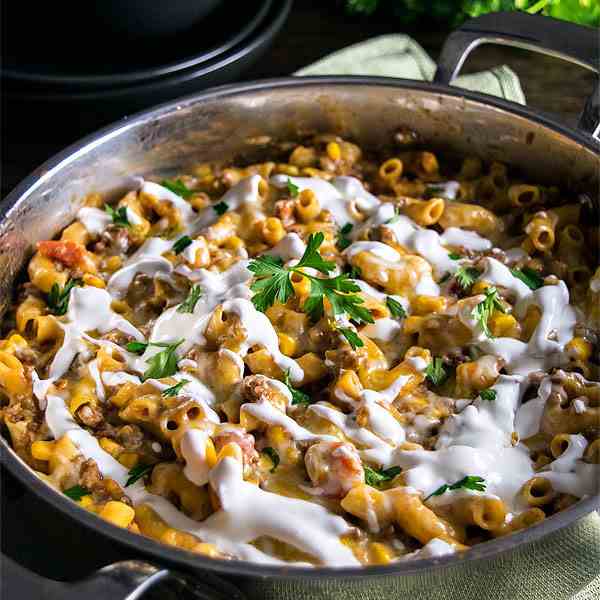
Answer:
[382, 214, 492, 278]
[270, 175, 380, 226]
[77, 207, 112, 235]
[36, 287, 144, 395]
[403, 537, 456, 560]
[44, 394, 358, 566]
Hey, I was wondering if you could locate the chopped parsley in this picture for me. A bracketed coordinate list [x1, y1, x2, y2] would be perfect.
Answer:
[125, 463, 154, 487]
[104, 204, 131, 228]
[47, 278, 81, 316]
[64, 485, 89, 501]
[162, 379, 189, 397]
[510, 267, 544, 291]
[448, 252, 462, 261]
[386, 296, 406, 318]
[126, 341, 150, 354]
[471, 286, 506, 338]
[141, 339, 184, 381]
[479, 388, 497, 402]
[177, 285, 202, 314]
[213, 201, 229, 216]
[338, 327, 364, 350]
[425, 357, 448, 387]
[262, 447, 280, 473]
[284, 370, 312, 405]
[344, 264, 362, 279]
[454, 266, 481, 291]
[364, 465, 402, 488]
[425, 475, 486, 501]
[161, 179, 192, 199]
[337, 223, 353, 251]
[173, 235, 193, 255]
[287, 178, 300, 197]
[248, 232, 373, 325]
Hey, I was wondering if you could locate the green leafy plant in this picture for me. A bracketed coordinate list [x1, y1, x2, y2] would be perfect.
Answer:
[364, 465, 402, 487]
[425, 357, 448, 386]
[425, 475, 486, 500]
[104, 204, 130, 228]
[249, 233, 374, 326]
[125, 463, 154, 487]
[262, 447, 280, 472]
[177, 285, 202, 314]
[344, 0, 600, 27]
[47, 278, 81, 316]
[161, 179, 192, 199]
[162, 379, 190, 397]
[173, 236, 193, 255]
[64, 485, 89, 500]
[284, 369, 313, 405]
[472, 286, 506, 338]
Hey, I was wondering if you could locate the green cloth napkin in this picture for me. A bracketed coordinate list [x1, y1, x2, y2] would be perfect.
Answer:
[295, 34, 526, 104]
[282, 36, 599, 600]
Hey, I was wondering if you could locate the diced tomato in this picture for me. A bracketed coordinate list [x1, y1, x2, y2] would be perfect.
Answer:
[37, 240, 86, 268]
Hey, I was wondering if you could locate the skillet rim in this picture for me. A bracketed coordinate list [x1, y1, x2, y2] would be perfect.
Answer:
[1, 75, 599, 580]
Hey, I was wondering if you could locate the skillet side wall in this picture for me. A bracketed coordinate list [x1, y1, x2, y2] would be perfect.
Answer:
[0, 79, 598, 596]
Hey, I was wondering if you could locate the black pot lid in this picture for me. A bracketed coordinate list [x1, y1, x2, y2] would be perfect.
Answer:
[2, 0, 272, 89]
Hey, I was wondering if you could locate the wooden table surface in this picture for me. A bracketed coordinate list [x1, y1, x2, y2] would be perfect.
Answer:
[1, 0, 596, 196]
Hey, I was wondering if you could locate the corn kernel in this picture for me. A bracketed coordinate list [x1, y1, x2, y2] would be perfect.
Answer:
[403, 316, 423, 334]
[82, 273, 106, 288]
[566, 337, 592, 362]
[99, 437, 122, 457]
[472, 281, 492, 295]
[118, 452, 139, 469]
[326, 142, 341, 161]
[100, 501, 135, 528]
[277, 333, 297, 357]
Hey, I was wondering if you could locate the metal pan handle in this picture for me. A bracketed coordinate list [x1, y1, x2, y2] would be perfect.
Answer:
[433, 11, 600, 140]
[2, 554, 247, 600]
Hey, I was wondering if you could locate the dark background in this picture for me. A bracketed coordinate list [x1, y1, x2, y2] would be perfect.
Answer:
[1, 0, 597, 591]
[1, 0, 596, 197]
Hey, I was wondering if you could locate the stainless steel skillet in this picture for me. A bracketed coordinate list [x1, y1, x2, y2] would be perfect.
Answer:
[1, 12, 598, 600]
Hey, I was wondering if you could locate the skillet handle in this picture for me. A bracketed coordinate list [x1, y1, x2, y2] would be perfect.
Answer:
[433, 11, 600, 140]
[2, 555, 247, 600]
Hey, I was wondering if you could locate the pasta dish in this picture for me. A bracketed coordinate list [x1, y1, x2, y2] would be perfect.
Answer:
[1, 135, 598, 566]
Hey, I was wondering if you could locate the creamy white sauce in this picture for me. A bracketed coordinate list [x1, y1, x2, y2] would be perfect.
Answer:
[264, 233, 307, 261]
[77, 207, 112, 235]
[403, 537, 456, 560]
[271, 175, 380, 226]
[107, 237, 174, 297]
[45, 394, 359, 566]
[38, 287, 143, 396]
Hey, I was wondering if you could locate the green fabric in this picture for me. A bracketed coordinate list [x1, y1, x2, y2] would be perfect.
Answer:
[271, 38, 600, 599]
[241, 513, 600, 600]
[295, 34, 526, 104]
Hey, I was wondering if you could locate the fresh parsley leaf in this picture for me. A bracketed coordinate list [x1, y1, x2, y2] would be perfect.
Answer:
[510, 267, 544, 291]
[161, 179, 192, 199]
[125, 463, 154, 487]
[479, 388, 497, 402]
[64, 485, 89, 500]
[177, 285, 202, 314]
[338, 327, 364, 350]
[471, 286, 506, 338]
[337, 223, 353, 251]
[294, 232, 336, 274]
[448, 252, 461, 260]
[284, 370, 312, 405]
[126, 341, 149, 354]
[47, 278, 81, 316]
[287, 178, 299, 197]
[344, 264, 362, 279]
[364, 465, 402, 488]
[249, 255, 294, 313]
[173, 236, 193, 255]
[213, 201, 229, 216]
[386, 296, 406, 318]
[455, 266, 481, 291]
[142, 339, 183, 381]
[425, 357, 447, 386]
[162, 379, 189, 397]
[425, 475, 486, 501]
[262, 447, 280, 472]
[104, 204, 131, 228]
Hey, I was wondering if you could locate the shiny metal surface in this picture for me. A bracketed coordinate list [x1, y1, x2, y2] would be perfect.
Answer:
[1, 78, 599, 598]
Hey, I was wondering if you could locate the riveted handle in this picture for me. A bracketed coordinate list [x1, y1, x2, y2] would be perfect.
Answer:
[434, 11, 599, 141]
